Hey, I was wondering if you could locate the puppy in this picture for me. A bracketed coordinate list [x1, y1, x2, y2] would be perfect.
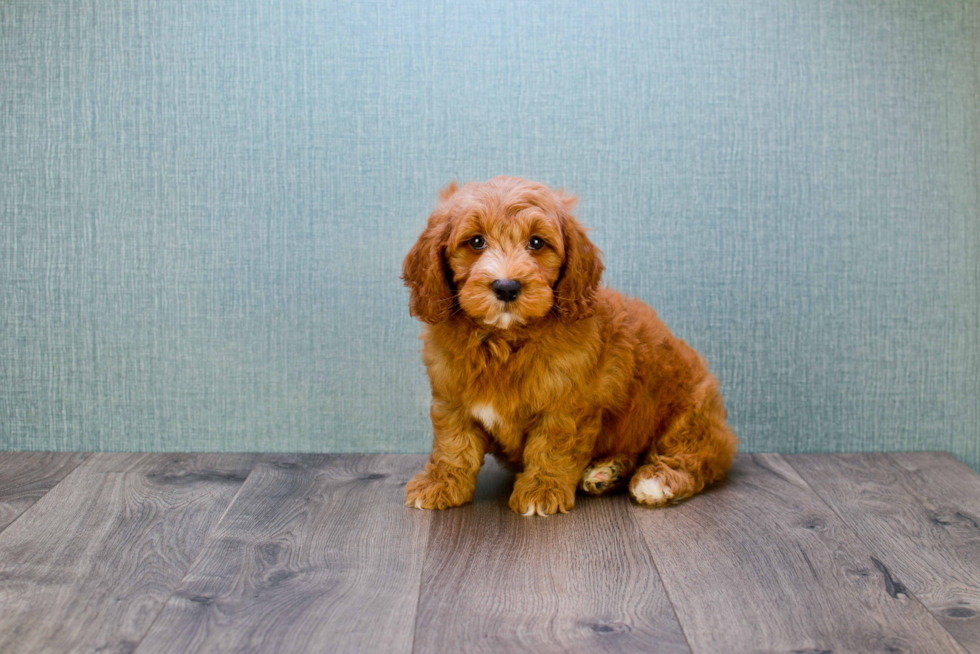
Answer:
[402, 176, 737, 515]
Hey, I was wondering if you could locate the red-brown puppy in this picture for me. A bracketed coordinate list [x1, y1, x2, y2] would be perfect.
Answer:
[402, 176, 737, 515]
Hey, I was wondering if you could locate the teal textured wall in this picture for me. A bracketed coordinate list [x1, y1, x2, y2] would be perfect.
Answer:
[1, 1, 978, 468]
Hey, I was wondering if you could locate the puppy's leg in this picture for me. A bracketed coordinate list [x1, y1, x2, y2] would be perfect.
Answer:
[406, 399, 487, 510]
[510, 413, 599, 516]
[581, 454, 636, 496]
[630, 379, 737, 507]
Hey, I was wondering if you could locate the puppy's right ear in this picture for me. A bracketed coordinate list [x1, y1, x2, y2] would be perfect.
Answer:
[402, 208, 455, 324]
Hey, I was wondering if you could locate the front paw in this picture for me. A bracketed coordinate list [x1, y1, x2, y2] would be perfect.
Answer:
[509, 474, 575, 516]
[405, 470, 473, 510]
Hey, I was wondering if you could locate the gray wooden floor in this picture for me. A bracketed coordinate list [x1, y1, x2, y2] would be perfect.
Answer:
[0, 453, 978, 653]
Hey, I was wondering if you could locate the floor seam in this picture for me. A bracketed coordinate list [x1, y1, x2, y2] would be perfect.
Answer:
[622, 493, 696, 654]
[0, 452, 92, 538]
[129, 453, 268, 653]
[408, 469, 436, 654]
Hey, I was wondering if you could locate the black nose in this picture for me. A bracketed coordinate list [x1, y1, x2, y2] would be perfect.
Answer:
[491, 279, 522, 302]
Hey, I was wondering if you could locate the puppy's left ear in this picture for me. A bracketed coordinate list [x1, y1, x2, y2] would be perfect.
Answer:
[402, 208, 455, 324]
[553, 192, 604, 322]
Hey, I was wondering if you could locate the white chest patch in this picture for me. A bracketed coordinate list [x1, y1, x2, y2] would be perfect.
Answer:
[470, 403, 501, 432]
[494, 313, 516, 330]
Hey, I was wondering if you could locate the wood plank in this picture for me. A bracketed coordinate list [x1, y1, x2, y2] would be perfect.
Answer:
[134, 454, 431, 654]
[413, 457, 690, 654]
[0, 452, 90, 533]
[0, 453, 259, 654]
[631, 453, 966, 654]
[787, 452, 980, 653]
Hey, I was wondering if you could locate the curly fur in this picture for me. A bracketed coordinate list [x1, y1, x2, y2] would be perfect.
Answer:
[402, 176, 738, 515]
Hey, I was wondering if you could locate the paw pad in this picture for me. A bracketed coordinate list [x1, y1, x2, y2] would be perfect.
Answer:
[581, 461, 624, 495]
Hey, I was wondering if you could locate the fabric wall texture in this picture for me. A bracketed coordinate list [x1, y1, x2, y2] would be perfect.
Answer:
[1, 0, 978, 469]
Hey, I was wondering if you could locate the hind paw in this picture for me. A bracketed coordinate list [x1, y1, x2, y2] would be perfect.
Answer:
[630, 475, 675, 506]
[629, 463, 696, 508]
[581, 459, 626, 495]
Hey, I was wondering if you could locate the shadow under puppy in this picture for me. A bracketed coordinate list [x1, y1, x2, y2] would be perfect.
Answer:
[402, 176, 737, 516]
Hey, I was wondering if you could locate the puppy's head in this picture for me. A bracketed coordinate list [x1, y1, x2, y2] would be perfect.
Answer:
[402, 176, 604, 329]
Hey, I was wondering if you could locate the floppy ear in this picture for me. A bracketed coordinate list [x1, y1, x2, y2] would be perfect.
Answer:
[402, 207, 455, 324]
[553, 194, 604, 322]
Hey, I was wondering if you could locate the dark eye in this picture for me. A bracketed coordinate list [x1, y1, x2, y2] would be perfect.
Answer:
[528, 236, 545, 250]
[468, 235, 486, 250]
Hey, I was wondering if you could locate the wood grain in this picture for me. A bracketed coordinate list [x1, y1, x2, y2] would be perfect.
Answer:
[0, 453, 259, 654]
[787, 452, 980, 653]
[631, 453, 966, 654]
[413, 457, 690, 654]
[0, 452, 90, 533]
[3, 452, 979, 652]
[134, 454, 431, 654]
